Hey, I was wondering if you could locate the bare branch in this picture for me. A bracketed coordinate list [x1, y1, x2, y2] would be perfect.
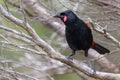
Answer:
[22, 0, 65, 36]
[20, 0, 27, 24]
[0, 25, 32, 39]
[94, 0, 120, 9]
[87, 18, 120, 47]
[0, 40, 45, 56]
[6, 0, 33, 17]
[0, 68, 39, 80]
[3, 0, 9, 12]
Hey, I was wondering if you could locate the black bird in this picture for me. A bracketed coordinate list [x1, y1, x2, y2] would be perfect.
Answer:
[54, 10, 110, 71]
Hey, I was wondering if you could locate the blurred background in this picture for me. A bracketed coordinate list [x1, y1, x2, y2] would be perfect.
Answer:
[0, 0, 120, 80]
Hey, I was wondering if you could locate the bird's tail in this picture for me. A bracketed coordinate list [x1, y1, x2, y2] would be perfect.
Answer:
[92, 43, 110, 54]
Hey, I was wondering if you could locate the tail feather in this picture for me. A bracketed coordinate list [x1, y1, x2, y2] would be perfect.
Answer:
[92, 43, 110, 54]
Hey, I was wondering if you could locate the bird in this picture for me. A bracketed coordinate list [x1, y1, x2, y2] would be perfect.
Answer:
[54, 10, 110, 72]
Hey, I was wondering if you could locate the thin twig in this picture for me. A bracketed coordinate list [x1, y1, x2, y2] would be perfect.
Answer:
[87, 18, 120, 47]
[0, 41, 46, 56]
[0, 68, 39, 80]
[3, 0, 9, 12]
[20, 0, 27, 24]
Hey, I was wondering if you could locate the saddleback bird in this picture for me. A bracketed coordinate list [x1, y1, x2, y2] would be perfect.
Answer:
[54, 10, 110, 72]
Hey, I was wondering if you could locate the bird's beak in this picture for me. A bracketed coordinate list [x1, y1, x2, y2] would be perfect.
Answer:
[53, 13, 61, 18]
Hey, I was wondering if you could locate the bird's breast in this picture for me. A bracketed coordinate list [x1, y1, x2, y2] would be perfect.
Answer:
[65, 26, 93, 50]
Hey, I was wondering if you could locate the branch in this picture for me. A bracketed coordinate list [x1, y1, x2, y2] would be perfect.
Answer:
[21, 0, 65, 36]
[87, 18, 120, 48]
[95, 0, 120, 9]
[0, 4, 120, 80]
[0, 68, 39, 80]
[6, 0, 33, 17]
[0, 41, 45, 56]
[0, 25, 32, 40]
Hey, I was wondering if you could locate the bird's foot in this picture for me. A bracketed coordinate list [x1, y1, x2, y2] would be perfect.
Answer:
[90, 68, 96, 74]
[67, 56, 73, 60]
[66, 56, 73, 62]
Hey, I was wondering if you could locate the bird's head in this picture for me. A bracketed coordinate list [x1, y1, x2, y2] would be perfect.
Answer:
[54, 10, 78, 23]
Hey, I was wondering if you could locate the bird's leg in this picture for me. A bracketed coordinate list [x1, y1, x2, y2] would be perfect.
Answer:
[67, 50, 75, 60]
[85, 50, 96, 73]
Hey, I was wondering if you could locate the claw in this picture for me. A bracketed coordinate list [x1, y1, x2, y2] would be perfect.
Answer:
[66, 50, 75, 62]
[67, 56, 73, 60]
[66, 56, 73, 62]
[66, 56, 73, 63]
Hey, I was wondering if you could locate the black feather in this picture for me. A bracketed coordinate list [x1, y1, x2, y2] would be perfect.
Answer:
[92, 43, 110, 54]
